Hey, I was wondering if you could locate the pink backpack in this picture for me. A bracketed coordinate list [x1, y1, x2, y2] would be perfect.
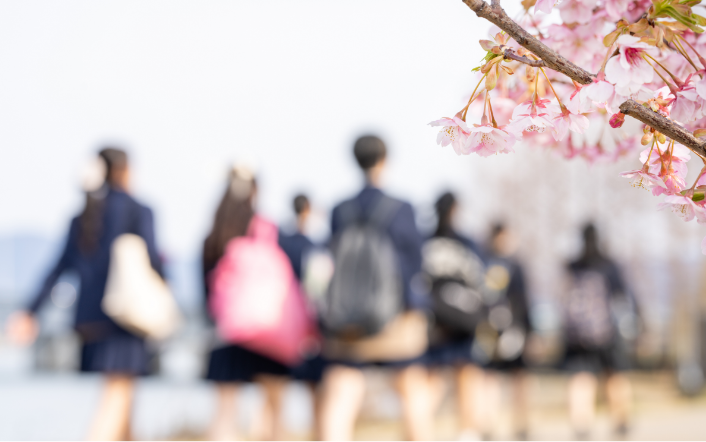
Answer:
[209, 215, 319, 366]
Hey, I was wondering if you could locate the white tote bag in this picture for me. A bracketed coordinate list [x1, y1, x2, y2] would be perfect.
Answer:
[102, 234, 181, 340]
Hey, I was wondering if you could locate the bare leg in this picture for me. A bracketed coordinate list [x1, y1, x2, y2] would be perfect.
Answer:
[206, 383, 239, 441]
[512, 370, 529, 440]
[396, 364, 435, 441]
[427, 368, 447, 418]
[456, 364, 484, 440]
[568, 372, 598, 438]
[319, 365, 365, 441]
[256, 375, 288, 441]
[606, 372, 632, 435]
[86, 375, 135, 441]
[307, 382, 322, 441]
[483, 371, 502, 439]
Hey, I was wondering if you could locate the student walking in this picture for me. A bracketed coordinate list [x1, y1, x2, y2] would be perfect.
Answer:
[203, 167, 291, 442]
[562, 224, 634, 439]
[318, 135, 431, 441]
[422, 191, 488, 440]
[7, 147, 165, 440]
[279, 194, 327, 439]
[483, 223, 531, 440]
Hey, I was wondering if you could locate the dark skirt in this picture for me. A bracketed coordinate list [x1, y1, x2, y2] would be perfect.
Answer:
[290, 355, 328, 383]
[206, 344, 289, 382]
[80, 333, 151, 375]
[424, 338, 476, 367]
[562, 342, 630, 374]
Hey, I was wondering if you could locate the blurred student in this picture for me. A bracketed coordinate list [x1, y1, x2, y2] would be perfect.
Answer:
[422, 191, 487, 440]
[562, 224, 633, 439]
[6, 148, 162, 440]
[319, 135, 431, 440]
[202, 166, 291, 441]
[483, 223, 531, 440]
[278, 193, 326, 439]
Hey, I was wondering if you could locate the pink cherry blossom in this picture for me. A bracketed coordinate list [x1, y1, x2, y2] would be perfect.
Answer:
[669, 84, 704, 124]
[605, 35, 659, 95]
[659, 194, 706, 223]
[620, 168, 668, 191]
[558, 0, 598, 25]
[429, 116, 470, 155]
[535, 0, 556, 14]
[506, 100, 555, 137]
[552, 106, 590, 141]
[604, 0, 632, 20]
[465, 124, 517, 157]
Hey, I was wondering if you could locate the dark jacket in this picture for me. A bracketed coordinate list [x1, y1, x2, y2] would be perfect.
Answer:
[28, 188, 162, 338]
[330, 185, 425, 309]
[278, 231, 314, 282]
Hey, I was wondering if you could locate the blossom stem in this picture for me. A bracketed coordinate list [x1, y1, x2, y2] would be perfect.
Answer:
[643, 53, 683, 87]
[461, 73, 488, 121]
[676, 34, 706, 72]
[644, 138, 656, 168]
[487, 95, 498, 128]
[672, 38, 700, 73]
[642, 56, 678, 93]
[539, 67, 564, 108]
[691, 165, 706, 191]
[598, 42, 617, 75]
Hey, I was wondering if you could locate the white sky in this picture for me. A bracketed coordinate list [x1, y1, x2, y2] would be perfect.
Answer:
[0, 0, 519, 259]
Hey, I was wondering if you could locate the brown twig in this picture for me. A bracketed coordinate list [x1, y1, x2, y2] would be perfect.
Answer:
[619, 100, 706, 160]
[503, 49, 546, 67]
[462, 0, 595, 84]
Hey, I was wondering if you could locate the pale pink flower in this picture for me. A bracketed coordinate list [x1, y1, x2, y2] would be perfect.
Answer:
[669, 84, 704, 124]
[605, 0, 632, 20]
[695, 75, 706, 101]
[429, 116, 470, 155]
[620, 168, 668, 190]
[584, 78, 615, 104]
[552, 106, 590, 141]
[546, 25, 605, 71]
[640, 144, 691, 195]
[506, 100, 555, 137]
[558, 0, 598, 25]
[659, 194, 706, 223]
[535, 0, 556, 14]
[465, 124, 517, 157]
[605, 35, 659, 95]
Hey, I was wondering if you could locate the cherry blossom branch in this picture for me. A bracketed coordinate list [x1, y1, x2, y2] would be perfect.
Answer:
[619, 99, 706, 160]
[461, 0, 595, 84]
[503, 49, 546, 67]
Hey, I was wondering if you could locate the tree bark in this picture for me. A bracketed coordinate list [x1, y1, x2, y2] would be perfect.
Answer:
[462, 0, 595, 84]
[619, 100, 706, 160]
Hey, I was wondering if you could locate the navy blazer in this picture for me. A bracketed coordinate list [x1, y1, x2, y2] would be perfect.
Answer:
[28, 188, 163, 337]
[278, 231, 314, 282]
[330, 185, 426, 309]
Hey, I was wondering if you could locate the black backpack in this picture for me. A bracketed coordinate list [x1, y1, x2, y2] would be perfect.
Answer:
[422, 237, 486, 334]
[322, 195, 403, 338]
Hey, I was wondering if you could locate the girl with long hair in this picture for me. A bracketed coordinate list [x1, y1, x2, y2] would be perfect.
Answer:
[202, 165, 289, 441]
[7, 147, 163, 440]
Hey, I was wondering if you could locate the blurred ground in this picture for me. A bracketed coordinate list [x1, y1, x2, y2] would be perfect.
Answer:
[81, 373, 706, 442]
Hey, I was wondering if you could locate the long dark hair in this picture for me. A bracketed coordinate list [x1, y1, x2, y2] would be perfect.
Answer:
[79, 147, 128, 253]
[203, 166, 257, 268]
[434, 191, 457, 237]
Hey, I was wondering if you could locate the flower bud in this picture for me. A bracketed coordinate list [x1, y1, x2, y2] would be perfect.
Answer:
[643, 125, 652, 134]
[526, 66, 536, 83]
[657, 132, 667, 144]
[641, 133, 653, 145]
[609, 112, 625, 128]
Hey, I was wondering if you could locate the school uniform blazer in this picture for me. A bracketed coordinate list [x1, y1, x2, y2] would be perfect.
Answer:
[28, 188, 163, 338]
[330, 185, 426, 309]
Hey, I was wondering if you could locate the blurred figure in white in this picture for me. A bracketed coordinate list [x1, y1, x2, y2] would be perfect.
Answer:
[561, 224, 635, 439]
[278, 194, 327, 440]
[6, 147, 165, 440]
[482, 223, 531, 440]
